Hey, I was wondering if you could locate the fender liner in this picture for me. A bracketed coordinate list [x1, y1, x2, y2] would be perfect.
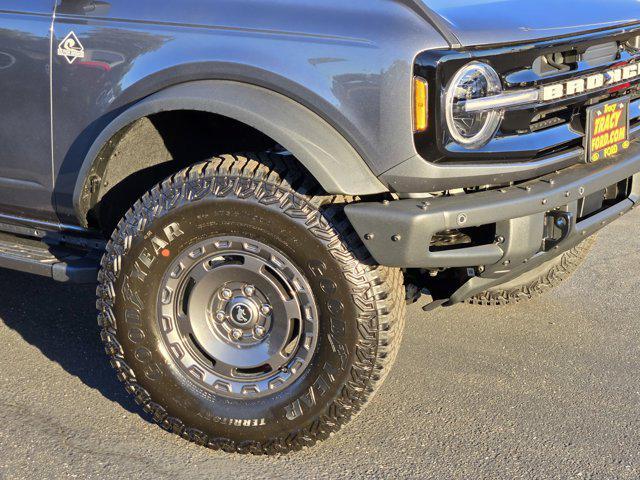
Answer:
[73, 80, 387, 225]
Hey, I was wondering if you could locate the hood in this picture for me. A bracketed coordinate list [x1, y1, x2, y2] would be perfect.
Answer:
[420, 0, 640, 47]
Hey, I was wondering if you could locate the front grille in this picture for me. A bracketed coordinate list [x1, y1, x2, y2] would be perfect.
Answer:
[414, 25, 640, 167]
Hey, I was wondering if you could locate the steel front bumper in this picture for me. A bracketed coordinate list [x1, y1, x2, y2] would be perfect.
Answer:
[345, 142, 640, 304]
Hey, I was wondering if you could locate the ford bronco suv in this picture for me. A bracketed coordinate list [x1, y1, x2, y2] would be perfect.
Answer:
[2, 0, 640, 454]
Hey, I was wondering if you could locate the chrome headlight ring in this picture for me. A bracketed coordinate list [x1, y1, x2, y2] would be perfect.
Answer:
[444, 61, 504, 149]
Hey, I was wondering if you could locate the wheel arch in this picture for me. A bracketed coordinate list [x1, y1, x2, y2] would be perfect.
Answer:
[73, 80, 387, 228]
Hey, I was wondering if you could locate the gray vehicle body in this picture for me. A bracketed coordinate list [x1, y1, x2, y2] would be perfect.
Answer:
[1, 0, 449, 225]
[1, 0, 640, 302]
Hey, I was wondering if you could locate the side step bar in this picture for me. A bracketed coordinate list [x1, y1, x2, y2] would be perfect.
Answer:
[0, 232, 100, 283]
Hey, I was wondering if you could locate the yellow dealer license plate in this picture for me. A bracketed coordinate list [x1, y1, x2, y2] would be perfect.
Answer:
[586, 97, 631, 163]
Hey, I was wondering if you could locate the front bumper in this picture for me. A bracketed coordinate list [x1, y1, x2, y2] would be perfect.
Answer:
[345, 141, 640, 304]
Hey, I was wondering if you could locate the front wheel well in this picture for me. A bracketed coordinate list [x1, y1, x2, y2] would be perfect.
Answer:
[76, 80, 388, 232]
[85, 110, 282, 234]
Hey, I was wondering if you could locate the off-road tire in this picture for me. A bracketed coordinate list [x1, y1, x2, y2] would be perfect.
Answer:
[96, 153, 405, 454]
[467, 235, 597, 306]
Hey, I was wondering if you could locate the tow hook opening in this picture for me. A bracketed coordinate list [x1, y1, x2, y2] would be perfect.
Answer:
[542, 211, 573, 251]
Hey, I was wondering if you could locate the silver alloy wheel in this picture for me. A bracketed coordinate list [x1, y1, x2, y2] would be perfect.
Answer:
[158, 236, 319, 398]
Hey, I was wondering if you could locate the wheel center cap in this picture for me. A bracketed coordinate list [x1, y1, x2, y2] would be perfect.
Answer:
[231, 303, 253, 325]
[226, 297, 259, 328]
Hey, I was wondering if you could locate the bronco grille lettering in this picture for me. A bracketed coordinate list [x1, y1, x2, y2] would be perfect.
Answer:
[541, 63, 640, 101]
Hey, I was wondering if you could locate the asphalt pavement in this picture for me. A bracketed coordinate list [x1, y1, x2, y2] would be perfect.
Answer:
[1, 210, 639, 479]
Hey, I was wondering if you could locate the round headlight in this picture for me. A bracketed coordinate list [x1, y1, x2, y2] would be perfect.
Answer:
[444, 61, 503, 148]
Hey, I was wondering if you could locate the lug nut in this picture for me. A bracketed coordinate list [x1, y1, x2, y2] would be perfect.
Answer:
[260, 304, 272, 315]
[221, 288, 233, 300]
[215, 311, 226, 322]
[254, 326, 266, 338]
[243, 285, 255, 297]
[231, 329, 243, 340]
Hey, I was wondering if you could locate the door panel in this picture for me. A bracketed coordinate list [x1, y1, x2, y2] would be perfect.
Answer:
[0, 2, 55, 219]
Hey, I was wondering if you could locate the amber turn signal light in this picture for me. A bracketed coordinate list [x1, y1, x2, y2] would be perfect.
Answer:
[413, 77, 428, 132]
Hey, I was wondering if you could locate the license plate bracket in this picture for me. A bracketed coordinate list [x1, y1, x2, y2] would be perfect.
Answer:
[585, 97, 631, 163]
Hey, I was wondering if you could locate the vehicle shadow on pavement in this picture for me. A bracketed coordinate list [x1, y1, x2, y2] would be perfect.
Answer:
[0, 269, 148, 419]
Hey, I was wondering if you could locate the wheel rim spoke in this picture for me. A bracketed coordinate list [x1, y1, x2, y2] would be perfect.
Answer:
[283, 298, 301, 321]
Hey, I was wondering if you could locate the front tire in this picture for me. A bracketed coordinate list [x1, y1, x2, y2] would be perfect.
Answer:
[97, 153, 405, 454]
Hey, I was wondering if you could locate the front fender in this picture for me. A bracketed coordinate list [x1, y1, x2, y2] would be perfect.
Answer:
[73, 80, 388, 226]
